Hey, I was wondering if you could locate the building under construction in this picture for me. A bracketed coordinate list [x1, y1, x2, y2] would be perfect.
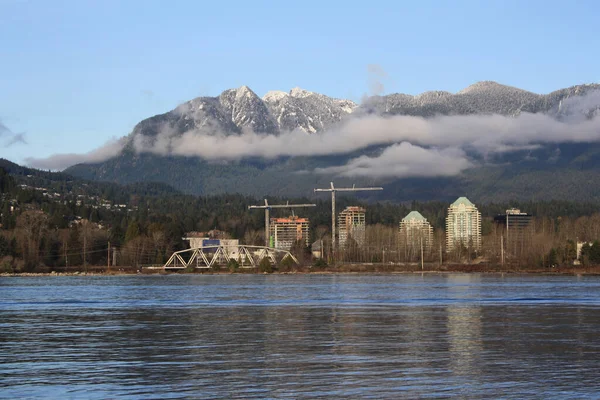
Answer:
[269, 215, 310, 251]
[338, 206, 366, 248]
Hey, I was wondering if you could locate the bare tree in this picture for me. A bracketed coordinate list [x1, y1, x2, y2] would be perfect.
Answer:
[16, 211, 48, 269]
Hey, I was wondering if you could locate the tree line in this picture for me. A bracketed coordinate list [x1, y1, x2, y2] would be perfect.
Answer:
[2, 166, 600, 272]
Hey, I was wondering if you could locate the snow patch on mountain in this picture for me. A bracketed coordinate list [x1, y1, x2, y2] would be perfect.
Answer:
[128, 81, 600, 148]
[263, 90, 289, 103]
[290, 87, 315, 98]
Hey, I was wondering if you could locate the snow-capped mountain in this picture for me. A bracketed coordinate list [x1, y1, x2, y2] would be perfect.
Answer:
[65, 80, 600, 202]
[129, 81, 600, 145]
[130, 85, 357, 143]
[262, 87, 356, 133]
[364, 81, 600, 117]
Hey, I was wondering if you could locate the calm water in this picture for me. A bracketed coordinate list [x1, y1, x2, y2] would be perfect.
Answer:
[1, 274, 600, 399]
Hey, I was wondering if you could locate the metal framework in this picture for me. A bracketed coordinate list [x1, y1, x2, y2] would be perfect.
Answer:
[162, 245, 299, 269]
[314, 182, 383, 250]
[248, 199, 316, 247]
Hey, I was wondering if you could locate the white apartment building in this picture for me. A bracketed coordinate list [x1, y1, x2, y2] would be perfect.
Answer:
[399, 211, 433, 250]
[445, 197, 481, 251]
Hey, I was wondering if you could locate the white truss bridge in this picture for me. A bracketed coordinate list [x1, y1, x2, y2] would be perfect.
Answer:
[162, 245, 298, 269]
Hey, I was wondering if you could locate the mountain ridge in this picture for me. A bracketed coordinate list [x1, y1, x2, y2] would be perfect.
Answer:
[63, 80, 600, 203]
[127, 80, 600, 142]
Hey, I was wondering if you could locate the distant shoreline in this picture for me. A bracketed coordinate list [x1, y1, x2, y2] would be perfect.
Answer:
[3, 266, 600, 277]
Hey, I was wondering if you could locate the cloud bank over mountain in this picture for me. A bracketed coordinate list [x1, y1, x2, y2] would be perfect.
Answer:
[26, 83, 600, 179]
[314, 143, 472, 178]
[27, 137, 126, 171]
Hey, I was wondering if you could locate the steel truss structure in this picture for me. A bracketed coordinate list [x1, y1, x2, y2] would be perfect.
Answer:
[162, 245, 298, 269]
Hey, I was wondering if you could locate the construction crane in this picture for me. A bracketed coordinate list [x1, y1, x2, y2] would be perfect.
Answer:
[314, 182, 383, 251]
[248, 199, 316, 248]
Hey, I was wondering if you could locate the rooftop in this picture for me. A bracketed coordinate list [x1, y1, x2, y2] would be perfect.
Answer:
[451, 196, 475, 207]
[272, 216, 309, 223]
[341, 206, 366, 213]
[402, 211, 428, 222]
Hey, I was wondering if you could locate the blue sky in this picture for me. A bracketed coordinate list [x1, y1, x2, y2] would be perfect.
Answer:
[1, 0, 599, 166]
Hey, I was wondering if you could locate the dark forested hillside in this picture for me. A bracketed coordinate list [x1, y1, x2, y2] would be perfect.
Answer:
[4, 160, 600, 272]
[65, 141, 600, 202]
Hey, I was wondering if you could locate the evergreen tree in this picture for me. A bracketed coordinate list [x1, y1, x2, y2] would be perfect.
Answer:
[259, 257, 273, 273]
[547, 248, 558, 268]
[589, 241, 600, 265]
[0, 235, 8, 257]
[125, 221, 140, 243]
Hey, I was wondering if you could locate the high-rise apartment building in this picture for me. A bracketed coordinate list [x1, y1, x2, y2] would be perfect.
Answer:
[399, 211, 433, 250]
[446, 197, 482, 251]
[338, 206, 366, 247]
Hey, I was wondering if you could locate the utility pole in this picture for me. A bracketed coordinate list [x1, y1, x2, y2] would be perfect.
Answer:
[314, 182, 383, 252]
[83, 228, 87, 273]
[506, 214, 510, 255]
[108, 241, 111, 271]
[501, 235, 505, 266]
[421, 236, 424, 271]
[248, 199, 316, 247]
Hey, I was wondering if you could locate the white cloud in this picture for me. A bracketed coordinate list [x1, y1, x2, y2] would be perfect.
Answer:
[25, 90, 600, 178]
[136, 108, 600, 160]
[314, 142, 472, 178]
[26, 137, 127, 170]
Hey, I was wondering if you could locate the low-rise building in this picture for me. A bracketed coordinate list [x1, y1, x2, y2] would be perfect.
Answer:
[183, 231, 240, 260]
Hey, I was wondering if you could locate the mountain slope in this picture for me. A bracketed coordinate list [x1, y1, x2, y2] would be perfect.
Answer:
[120, 81, 600, 145]
[364, 82, 600, 117]
[64, 81, 600, 202]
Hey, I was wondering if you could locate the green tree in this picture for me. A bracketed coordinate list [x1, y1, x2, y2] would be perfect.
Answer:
[589, 241, 600, 265]
[1, 202, 12, 229]
[227, 258, 239, 272]
[125, 221, 140, 243]
[259, 257, 273, 273]
[313, 257, 328, 269]
[546, 248, 558, 268]
[0, 235, 9, 257]
[279, 255, 296, 271]
[564, 240, 577, 264]
[110, 224, 125, 247]
[580, 243, 592, 263]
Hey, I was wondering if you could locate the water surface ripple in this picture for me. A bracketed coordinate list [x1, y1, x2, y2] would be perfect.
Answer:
[1, 274, 600, 399]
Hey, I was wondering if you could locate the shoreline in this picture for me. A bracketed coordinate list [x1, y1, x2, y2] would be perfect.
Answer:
[3, 267, 600, 277]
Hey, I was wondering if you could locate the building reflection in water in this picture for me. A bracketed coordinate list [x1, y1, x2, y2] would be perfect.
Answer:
[445, 274, 483, 378]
